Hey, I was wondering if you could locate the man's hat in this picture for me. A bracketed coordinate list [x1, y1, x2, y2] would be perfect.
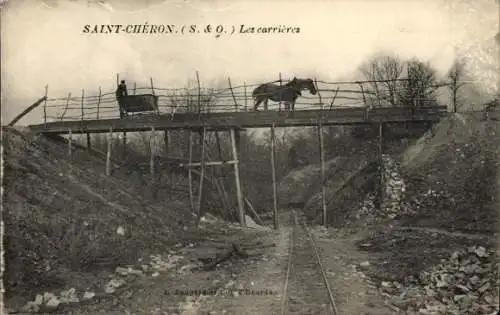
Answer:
[121, 80, 125, 83]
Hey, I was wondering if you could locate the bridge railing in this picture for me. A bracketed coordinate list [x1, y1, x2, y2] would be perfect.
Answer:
[42, 77, 451, 123]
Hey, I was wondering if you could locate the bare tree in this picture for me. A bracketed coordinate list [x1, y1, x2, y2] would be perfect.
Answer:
[447, 59, 466, 113]
[359, 54, 405, 107]
[399, 58, 439, 108]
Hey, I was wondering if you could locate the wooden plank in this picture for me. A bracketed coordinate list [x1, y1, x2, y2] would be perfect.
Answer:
[28, 107, 446, 134]
[270, 123, 278, 229]
[230, 128, 245, 226]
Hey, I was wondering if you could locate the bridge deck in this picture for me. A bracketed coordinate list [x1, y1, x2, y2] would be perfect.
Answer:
[28, 107, 446, 134]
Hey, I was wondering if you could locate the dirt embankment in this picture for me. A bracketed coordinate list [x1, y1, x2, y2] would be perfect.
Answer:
[2, 127, 194, 303]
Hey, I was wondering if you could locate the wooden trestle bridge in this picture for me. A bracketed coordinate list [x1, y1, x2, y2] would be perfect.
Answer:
[19, 77, 449, 229]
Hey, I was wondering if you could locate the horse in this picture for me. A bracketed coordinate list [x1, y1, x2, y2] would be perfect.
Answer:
[252, 77, 317, 111]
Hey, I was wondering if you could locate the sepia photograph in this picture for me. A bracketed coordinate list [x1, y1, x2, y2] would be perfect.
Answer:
[1, 0, 499, 314]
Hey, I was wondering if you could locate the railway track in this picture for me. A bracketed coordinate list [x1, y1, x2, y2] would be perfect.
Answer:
[279, 209, 339, 315]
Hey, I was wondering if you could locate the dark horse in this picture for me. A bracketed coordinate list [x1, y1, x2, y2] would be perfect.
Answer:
[252, 77, 317, 111]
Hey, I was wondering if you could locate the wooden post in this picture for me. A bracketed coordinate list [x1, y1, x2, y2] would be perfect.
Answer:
[188, 130, 195, 214]
[163, 130, 169, 157]
[86, 133, 91, 149]
[358, 82, 367, 106]
[278, 73, 282, 111]
[271, 123, 278, 229]
[196, 71, 202, 114]
[329, 87, 340, 111]
[243, 82, 248, 111]
[230, 128, 245, 226]
[106, 127, 112, 176]
[197, 127, 207, 223]
[68, 129, 72, 174]
[122, 132, 127, 157]
[150, 127, 156, 176]
[314, 78, 322, 111]
[133, 82, 137, 95]
[43, 85, 48, 124]
[318, 123, 327, 227]
[116, 74, 119, 87]
[96, 87, 102, 119]
[228, 77, 238, 112]
[68, 129, 72, 157]
[378, 123, 384, 209]
[60, 93, 71, 121]
[150, 77, 158, 115]
[80, 89, 85, 120]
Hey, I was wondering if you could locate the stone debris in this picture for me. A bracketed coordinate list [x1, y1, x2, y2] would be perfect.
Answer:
[116, 226, 125, 235]
[83, 291, 95, 300]
[115, 266, 144, 276]
[381, 245, 499, 315]
[21, 291, 66, 313]
[104, 278, 126, 293]
[380, 154, 411, 218]
[59, 288, 79, 303]
[149, 254, 184, 272]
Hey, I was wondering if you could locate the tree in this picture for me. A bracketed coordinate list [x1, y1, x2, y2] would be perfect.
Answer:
[359, 54, 405, 107]
[447, 59, 466, 113]
[398, 58, 439, 108]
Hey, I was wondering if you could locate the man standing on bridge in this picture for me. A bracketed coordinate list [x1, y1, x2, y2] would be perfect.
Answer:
[116, 80, 128, 118]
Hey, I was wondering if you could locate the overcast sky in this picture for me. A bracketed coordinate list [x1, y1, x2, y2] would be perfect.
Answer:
[1, 0, 498, 125]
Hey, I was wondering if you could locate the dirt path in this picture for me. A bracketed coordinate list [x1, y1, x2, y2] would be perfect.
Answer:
[311, 227, 398, 315]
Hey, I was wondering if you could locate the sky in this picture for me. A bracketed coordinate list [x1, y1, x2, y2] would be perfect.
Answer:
[1, 0, 499, 125]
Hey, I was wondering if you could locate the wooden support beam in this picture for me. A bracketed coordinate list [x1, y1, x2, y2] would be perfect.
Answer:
[378, 122, 384, 209]
[96, 87, 102, 119]
[230, 128, 245, 226]
[7, 96, 47, 127]
[106, 127, 112, 176]
[318, 123, 327, 227]
[122, 131, 127, 157]
[163, 130, 169, 156]
[197, 127, 207, 223]
[188, 130, 195, 214]
[86, 132, 91, 149]
[270, 123, 278, 229]
[244, 197, 264, 226]
[150, 127, 156, 176]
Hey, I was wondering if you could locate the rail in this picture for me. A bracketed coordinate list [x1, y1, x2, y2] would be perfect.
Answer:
[280, 210, 339, 314]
